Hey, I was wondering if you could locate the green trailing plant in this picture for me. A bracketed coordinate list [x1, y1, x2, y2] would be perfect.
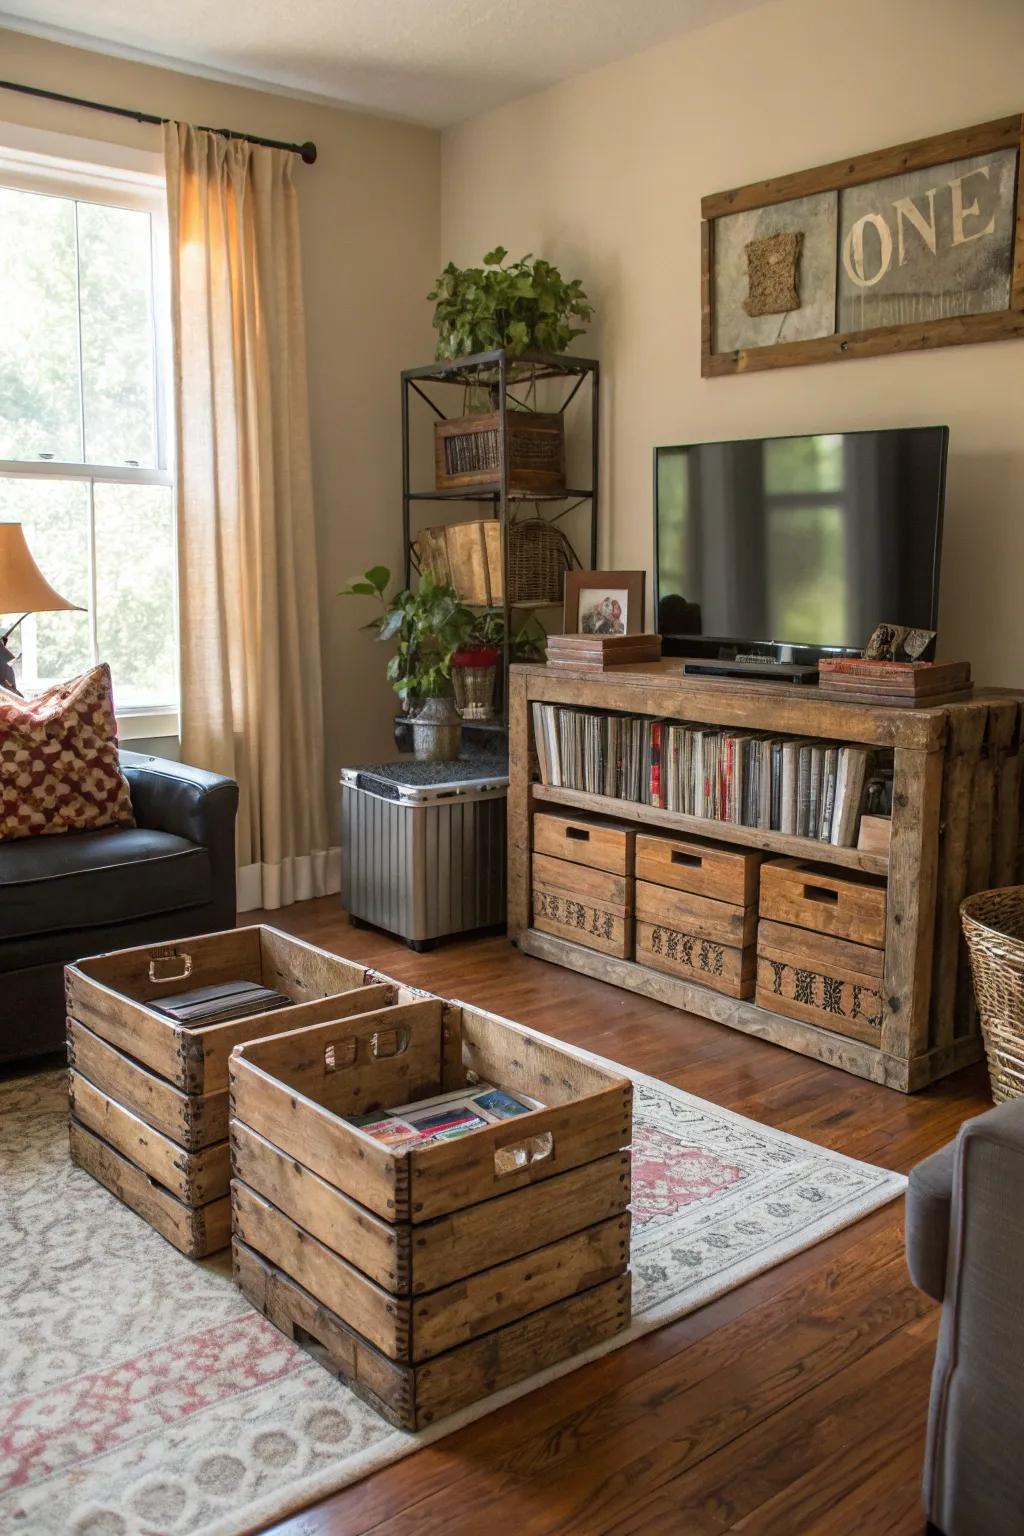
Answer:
[339, 565, 474, 708]
[428, 247, 594, 362]
[469, 609, 547, 663]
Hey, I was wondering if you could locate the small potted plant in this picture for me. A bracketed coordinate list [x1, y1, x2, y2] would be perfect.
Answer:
[427, 247, 594, 497]
[340, 565, 474, 760]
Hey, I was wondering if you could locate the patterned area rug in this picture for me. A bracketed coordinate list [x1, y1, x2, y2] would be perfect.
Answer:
[1, 1055, 905, 1536]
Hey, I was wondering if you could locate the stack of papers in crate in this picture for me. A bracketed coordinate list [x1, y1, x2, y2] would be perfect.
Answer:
[152, 980, 293, 1028]
[348, 1083, 543, 1149]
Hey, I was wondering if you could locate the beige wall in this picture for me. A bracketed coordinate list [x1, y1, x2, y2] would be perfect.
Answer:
[0, 28, 440, 824]
[441, 0, 1024, 684]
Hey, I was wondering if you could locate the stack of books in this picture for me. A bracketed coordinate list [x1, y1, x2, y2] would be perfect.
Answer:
[532, 702, 884, 848]
[346, 1083, 543, 1152]
[817, 658, 972, 707]
[545, 633, 662, 672]
[152, 979, 293, 1029]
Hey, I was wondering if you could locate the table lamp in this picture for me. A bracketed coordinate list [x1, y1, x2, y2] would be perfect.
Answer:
[0, 522, 82, 694]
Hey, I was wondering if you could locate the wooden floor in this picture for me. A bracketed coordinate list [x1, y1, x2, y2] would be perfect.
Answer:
[255, 898, 988, 1536]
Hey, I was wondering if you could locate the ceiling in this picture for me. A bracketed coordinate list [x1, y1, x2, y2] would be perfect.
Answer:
[0, 0, 768, 128]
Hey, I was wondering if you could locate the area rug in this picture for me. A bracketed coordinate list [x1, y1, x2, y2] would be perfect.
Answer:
[0, 1051, 905, 1536]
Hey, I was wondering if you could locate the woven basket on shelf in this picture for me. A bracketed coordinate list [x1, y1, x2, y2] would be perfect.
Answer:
[960, 887, 1024, 1102]
[508, 517, 578, 605]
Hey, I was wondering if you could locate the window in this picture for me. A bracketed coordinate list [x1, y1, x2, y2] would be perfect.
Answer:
[0, 146, 176, 718]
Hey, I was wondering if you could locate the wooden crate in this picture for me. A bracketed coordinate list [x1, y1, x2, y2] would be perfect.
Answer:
[416, 520, 502, 606]
[635, 832, 765, 906]
[635, 880, 756, 998]
[434, 410, 565, 494]
[759, 858, 887, 949]
[532, 849, 633, 958]
[234, 1240, 631, 1431]
[65, 926, 394, 1257]
[66, 926, 382, 1094]
[756, 919, 884, 1046]
[230, 998, 632, 1424]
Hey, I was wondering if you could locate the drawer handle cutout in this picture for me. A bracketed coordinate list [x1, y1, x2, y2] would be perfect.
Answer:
[148, 953, 193, 984]
[565, 827, 590, 842]
[324, 1038, 357, 1072]
[371, 1027, 409, 1059]
[494, 1131, 554, 1177]
[803, 884, 839, 904]
[671, 851, 702, 868]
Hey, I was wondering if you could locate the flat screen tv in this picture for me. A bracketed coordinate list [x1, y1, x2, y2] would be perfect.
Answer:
[655, 426, 948, 663]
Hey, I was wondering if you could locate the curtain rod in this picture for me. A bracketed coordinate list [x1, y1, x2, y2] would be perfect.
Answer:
[0, 78, 318, 163]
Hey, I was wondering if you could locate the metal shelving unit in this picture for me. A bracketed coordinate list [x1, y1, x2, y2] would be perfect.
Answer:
[400, 348, 599, 732]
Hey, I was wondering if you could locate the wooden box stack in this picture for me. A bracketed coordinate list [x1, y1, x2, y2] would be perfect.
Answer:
[531, 811, 636, 958]
[230, 997, 633, 1429]
[816, 658, 973, 708]
[634, 833, 764, 998]
[756, 859, 888, 1044]
[65, 927, 390, 1258]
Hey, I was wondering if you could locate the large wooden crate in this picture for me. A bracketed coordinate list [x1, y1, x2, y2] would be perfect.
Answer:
[230, 996, 633, 1428]
[66, 927, 393, 1257]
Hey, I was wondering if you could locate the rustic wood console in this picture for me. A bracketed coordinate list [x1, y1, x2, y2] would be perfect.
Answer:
[508, 661, 1024, 1092]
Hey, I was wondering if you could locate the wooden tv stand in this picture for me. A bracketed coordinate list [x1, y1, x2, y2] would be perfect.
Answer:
[507, 659, 1024, 1092]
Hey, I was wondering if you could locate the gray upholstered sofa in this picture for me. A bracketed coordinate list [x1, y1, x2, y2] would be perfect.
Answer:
[906, 1097, 1024, 1536]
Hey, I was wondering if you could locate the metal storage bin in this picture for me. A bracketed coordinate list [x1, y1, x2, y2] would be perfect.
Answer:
[340, 759, 508, 950]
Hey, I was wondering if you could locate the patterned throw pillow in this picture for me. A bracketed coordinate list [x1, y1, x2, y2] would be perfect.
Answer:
[0, 664, 135, 841]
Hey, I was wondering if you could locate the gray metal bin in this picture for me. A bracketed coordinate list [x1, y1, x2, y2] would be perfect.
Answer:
[340, 759, 508, 950]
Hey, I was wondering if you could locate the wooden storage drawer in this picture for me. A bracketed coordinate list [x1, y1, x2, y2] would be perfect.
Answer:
[65, 925, 394, 1257]
[533, 812, 636, 877]
[66, 925, 381, 1094]
[532, 846, 633, 958]
[636, 882, 757, 949]
[235, 1240, 631, 1432]
[635, 832, 765, 907]
[230, 997, 633, 1425]
[635, 921, 756, 998]
[759, 859, 887, 949]
[756, 919, 885, 1046]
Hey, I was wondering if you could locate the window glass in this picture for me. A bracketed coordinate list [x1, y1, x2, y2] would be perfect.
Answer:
[93, 481, 176, 707]
[0, 476, 91, 687]
[78, 200, 158, 467]
[0, 186, 82, 462]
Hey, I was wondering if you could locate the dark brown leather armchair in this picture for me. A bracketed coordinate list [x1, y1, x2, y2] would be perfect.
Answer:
[0, 751, 238, 1063]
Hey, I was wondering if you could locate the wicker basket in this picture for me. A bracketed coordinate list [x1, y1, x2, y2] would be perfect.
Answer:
[508, 518, 578, 605]
[961, 887, 1024, 1102]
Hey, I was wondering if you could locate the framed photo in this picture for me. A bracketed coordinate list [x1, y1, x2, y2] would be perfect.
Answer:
[563, 571, 646, 636]
[702, 113, 1024, 375]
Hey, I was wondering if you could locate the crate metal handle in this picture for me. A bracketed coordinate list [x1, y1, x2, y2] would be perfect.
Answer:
[671, 850, 702, 868]
[148, 953, 193, 984]
[494, 1131, 554, 1177]
[803, 883, 839, 904]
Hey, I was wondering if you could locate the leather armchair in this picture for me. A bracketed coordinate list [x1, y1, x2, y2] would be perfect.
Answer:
[0, 750, 238, 1063]
[906, 1098, 1024, 1536]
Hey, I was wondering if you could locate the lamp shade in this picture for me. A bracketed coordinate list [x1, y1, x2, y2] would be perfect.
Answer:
[0, 523, 81, 615]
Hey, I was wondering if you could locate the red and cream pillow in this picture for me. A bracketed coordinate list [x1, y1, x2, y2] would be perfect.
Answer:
[0, 664, 135, 841]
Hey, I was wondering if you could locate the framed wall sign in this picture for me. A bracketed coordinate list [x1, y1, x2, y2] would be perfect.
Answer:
[701, 114, 1024, 376]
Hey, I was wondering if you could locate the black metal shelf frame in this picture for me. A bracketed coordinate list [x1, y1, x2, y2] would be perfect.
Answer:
[400, 349, 600, 727]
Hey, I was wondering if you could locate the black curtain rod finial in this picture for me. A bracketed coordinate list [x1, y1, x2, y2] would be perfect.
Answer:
[300, 141, 317, 165]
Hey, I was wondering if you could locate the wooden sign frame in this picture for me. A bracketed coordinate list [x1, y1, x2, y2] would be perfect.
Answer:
[701, 114, 1024, 377]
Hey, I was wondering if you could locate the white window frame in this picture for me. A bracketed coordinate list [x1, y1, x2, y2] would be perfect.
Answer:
[0, 124, 178, 737]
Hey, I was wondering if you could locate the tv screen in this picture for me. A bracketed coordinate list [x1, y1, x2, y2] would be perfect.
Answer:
[655, 427, 947, 658]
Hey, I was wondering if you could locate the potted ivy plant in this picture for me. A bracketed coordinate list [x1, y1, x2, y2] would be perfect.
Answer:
[340, 565, 474, 760]
[427, 248, 594, 498]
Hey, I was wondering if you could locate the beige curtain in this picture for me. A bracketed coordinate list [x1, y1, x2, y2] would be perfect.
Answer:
[163, 122, 335, 912]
